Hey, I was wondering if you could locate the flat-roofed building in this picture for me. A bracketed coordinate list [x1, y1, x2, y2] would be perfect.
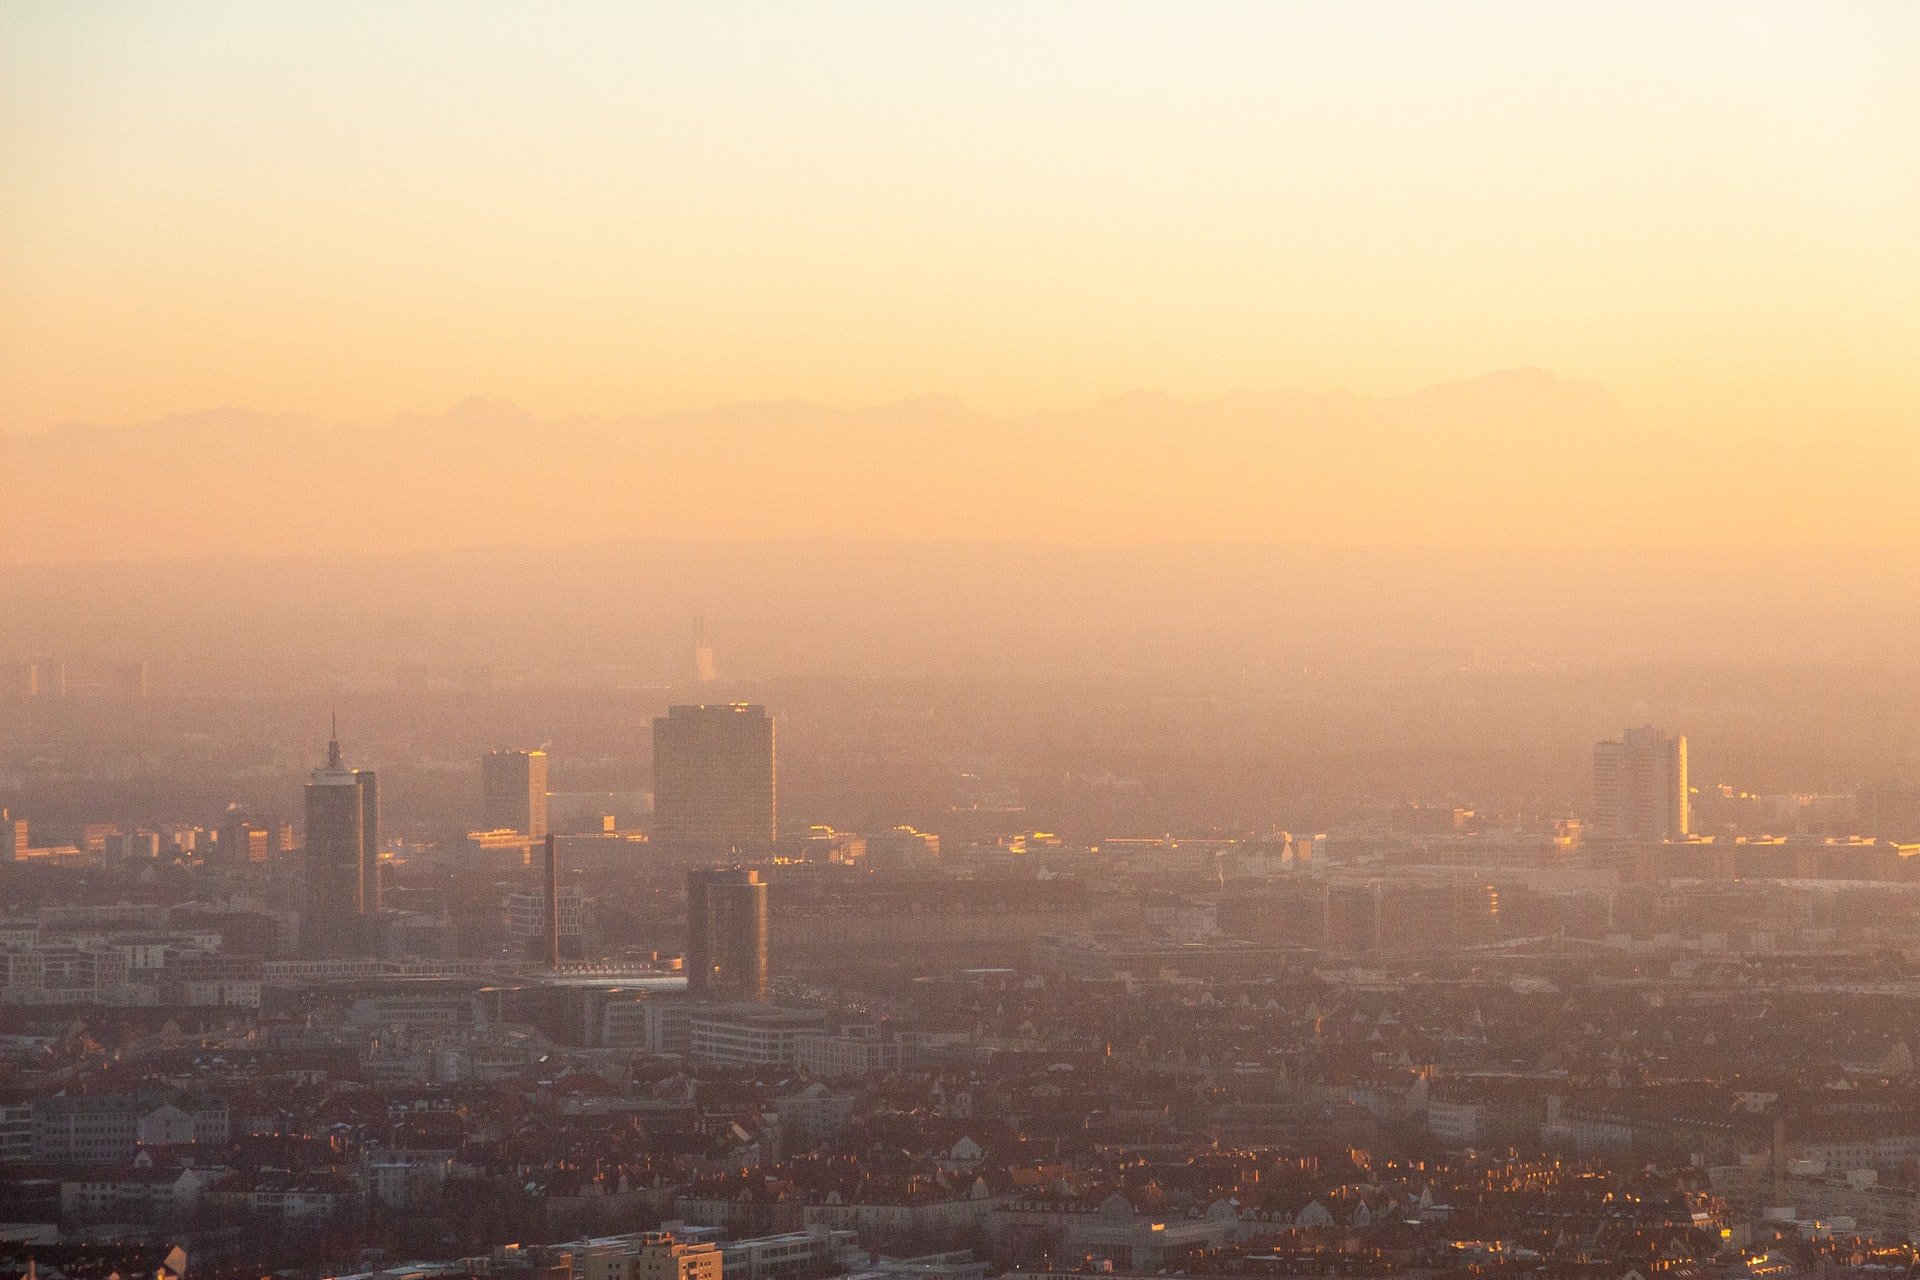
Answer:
[482, 749, 549, 839]
[1594, 725, 1689, 839]
[653, 704, 775, 857]
[688, 1004, 826, 1067]
[576, 1231, 723, 1280]
[687, 866, 768, 1001]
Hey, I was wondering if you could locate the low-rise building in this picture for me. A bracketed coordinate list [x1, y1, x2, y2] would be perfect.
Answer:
[689, 1005, 827, 1067]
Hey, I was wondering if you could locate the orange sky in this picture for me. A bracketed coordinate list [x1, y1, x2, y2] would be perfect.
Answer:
[1, 4, 1916, 473]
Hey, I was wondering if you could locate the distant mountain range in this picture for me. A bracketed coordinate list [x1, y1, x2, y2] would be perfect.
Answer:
[1, 369, 1645, 564]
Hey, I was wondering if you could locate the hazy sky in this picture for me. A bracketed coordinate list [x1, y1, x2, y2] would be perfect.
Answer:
[2, 2, 1916, 440]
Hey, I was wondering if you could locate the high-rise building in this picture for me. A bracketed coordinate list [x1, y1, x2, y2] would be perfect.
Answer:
[507, 874, 584, 965]
[652, 703, 776, 856]
[686, 866, 769, 1001]
[691, 616, 717, 685]
[1593, 725, 1689, 839]
[303, 721, 380, 957]
[0, 809, 23, 861]
[482, 749, 549, 839]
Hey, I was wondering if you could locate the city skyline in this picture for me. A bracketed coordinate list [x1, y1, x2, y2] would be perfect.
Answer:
[4, 6, 1918, 1275]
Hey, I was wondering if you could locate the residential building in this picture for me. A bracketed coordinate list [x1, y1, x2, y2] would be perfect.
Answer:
[1594, 725, 1689, 839]
[32, 1092, 229, 1162]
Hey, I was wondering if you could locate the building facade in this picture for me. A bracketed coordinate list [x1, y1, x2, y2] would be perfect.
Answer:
[687, 867, 769, 1001]
[1593, 725, 1689, 839]
[303, 726, 380, 957]
[653, 704, 776, 856]
[483, 749, 549, 839]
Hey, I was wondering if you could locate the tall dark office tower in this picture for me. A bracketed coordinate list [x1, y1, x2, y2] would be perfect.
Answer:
[652, 704, 776, 856]
[686, 867, 768, 1001]
[482, 749, 549, 839]
[303, 722, 380, 957]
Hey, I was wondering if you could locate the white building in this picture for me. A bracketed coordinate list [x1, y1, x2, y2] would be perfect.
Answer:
[688, 1005, 826, 1067]
[1593, 725, 1689, 839]
[794, 1030, 916, 1078]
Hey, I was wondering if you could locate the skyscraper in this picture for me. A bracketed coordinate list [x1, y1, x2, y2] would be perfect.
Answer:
[652, 704, 776, 856]
[1593, 725, 1689, 839]
[686, 866, 769, 1002]
[481, 748, 549, 839]
[303, 721, 380, 957]
[691, 616, 717, 685]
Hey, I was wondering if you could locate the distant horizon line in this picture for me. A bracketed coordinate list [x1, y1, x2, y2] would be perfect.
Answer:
[0, 365, 1602, 438]
[2, 532, 1913, 573]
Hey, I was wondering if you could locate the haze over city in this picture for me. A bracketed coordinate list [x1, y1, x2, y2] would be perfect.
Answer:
[3, 5, 1920, 1280]
[5, 3, 1920, 552]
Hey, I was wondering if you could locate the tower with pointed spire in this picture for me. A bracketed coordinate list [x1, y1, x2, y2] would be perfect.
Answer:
[303, 717, 380, 957]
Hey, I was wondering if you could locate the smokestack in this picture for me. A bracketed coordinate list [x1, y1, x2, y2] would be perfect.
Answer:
[544, 833, 561, 970]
